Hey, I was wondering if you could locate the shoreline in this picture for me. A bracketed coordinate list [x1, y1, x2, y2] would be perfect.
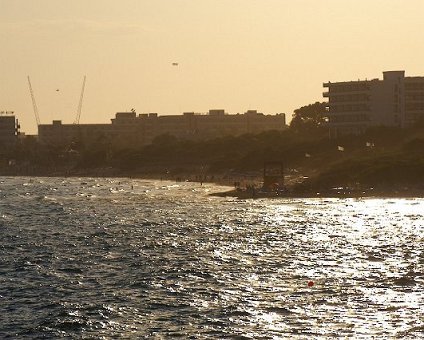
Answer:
[1, 171, 424, 199]
[210, 188, 424, 199]
[0, 166, 254, 188]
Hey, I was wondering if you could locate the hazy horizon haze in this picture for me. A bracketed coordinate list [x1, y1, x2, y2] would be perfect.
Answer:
[1, 0, 424, 134]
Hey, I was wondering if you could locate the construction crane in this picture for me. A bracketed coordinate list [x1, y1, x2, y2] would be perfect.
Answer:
[27, 76, 41, 126]
[74, 75, 86, 124]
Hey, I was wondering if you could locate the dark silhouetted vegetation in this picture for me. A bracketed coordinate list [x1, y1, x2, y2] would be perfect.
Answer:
[2, 106, 424, 196]
[290, 101, 328, 133]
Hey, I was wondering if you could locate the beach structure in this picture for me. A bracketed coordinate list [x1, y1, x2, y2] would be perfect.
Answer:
[324, 71, 424, 137]
[263, 161, 284, 191]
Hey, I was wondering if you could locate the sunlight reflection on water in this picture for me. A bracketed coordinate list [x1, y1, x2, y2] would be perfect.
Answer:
[0, 177, 423, 338]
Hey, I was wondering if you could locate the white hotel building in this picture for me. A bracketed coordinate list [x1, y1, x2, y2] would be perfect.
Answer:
[323, 71, 424, 137]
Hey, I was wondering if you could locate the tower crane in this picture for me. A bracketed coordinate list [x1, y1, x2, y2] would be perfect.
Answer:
[27, 76, 41, 126]
[74, 75, 86, 124]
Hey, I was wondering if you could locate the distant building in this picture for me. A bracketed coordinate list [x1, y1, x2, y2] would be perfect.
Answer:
[0, 112, 20, 150]
[38, 110, 286, 148]
[323, 71, 424, 137]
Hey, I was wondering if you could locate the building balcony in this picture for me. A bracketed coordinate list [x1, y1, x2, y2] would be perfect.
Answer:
[326, 121, 369, 127]
[405, 98, 424, 102]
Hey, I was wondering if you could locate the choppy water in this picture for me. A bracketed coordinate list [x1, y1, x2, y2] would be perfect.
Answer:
[0, 176, 423, 339]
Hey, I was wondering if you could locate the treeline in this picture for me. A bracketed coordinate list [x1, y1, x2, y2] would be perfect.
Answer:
[1, 127, 329, 175]
[2, 101, 424, 191]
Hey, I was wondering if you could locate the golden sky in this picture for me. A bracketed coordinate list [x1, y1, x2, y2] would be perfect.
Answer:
[1, 0, 424, 134]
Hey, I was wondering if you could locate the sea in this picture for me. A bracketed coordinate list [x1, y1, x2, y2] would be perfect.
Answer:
[0, 176, 423, 339]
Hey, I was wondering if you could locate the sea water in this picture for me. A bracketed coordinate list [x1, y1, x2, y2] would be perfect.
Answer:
[0, 177, 423, 338]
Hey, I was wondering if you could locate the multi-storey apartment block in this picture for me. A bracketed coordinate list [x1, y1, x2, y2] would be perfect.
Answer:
[323, 71, 424, 137]
[38, 110, 286, 148]
[0, 112, 20, 149]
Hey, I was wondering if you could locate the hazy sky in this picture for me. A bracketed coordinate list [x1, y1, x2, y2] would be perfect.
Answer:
[1, 0, 424, 134]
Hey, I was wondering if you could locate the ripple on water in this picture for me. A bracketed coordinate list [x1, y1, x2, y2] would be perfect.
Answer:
[0, 177, 424, 338]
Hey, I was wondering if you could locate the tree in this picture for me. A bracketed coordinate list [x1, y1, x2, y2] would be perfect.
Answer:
[290, 102, 328, 132]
